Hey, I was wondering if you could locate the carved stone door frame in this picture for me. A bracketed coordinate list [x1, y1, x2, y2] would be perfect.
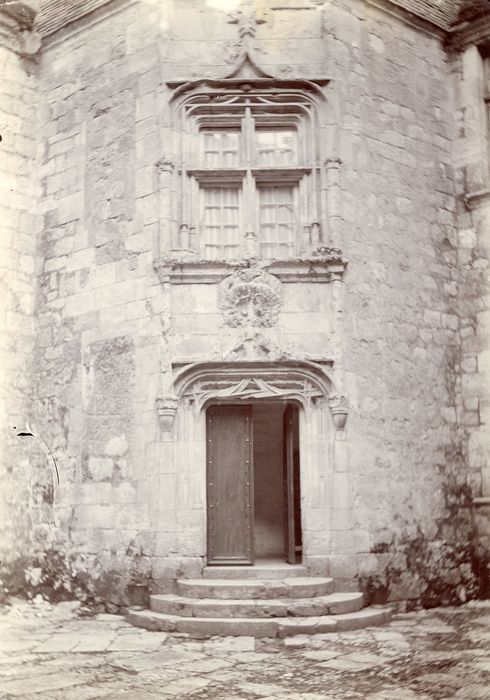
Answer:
[160, 360, 352, 574]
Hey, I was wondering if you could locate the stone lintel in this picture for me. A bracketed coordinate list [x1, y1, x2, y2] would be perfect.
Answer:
[154, 256, 347, 285]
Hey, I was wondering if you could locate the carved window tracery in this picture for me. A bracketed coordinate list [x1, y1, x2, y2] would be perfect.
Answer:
[170, 86, 326, 261]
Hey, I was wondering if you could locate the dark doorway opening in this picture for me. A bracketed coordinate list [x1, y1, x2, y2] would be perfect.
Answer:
[206, 402, 302, 565]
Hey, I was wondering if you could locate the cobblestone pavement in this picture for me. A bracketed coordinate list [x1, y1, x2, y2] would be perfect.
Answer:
[1, 599, 490, 699]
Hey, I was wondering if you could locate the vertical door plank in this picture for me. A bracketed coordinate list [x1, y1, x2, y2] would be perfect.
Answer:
[207, 405, 254, 565]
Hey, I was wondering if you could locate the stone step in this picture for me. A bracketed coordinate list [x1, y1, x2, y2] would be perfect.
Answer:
[177, 577, 333, 600]
[127, 606, 392, 638]
[150, 591, 363, 618]
[202, 564, 309, 579]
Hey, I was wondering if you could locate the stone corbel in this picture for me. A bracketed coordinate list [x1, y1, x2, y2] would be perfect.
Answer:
[155, 158, 174, 173]
[155, 395, 179, 432]
[328, 394, 349, 431]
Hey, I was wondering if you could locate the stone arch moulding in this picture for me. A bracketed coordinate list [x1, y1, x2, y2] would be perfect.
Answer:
[155, 361, 349, 431]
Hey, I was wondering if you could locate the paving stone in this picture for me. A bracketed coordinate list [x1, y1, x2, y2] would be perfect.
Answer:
[341, 651, 386, 666]
[0, 639, 39, 652]
[198, 636, 256, 652]
[108, 633, 168, 651]
[72, 634, 118, 652]
[155, 676, 212, 695]
[372, 631, 406, 641]
[239, 681, 289, 695]
[0, 601, 489, 698]
[301, 649, 341, 661]
[417, 622, 454, 633]
[469, 659, 490, 672]
[0, 672, 90, 696]
[45, 686, 115, 699]
[178, 657, 234, 673]
[365, 690, 430, 699]
[120, 648, 203, 669]
[33, 634, 83, 652]
[232, 650, 273, 663]
[316, 656, 372, 671]
[454, 684, 490, 698]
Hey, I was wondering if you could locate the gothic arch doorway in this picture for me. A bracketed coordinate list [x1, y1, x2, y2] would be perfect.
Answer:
[167, 360, 343, 572]
[206, 400, 302, 566]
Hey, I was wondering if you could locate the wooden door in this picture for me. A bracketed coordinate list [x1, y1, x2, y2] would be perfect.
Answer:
[207, 405, 254, 565]
[283, 404, 296, 564]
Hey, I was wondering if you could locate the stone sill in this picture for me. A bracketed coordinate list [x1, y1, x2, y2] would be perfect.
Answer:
[473, 497, 490, 506]
[154, 254, 347, 284]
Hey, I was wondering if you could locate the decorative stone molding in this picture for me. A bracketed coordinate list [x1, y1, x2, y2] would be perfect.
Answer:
[184, 376, 323, 413]
[227, 2, 266, 39]
[223, 331, 288, 362]
[153, 254, 346, 285]
[155, 158, 174, 173]
[172, 360, 337, 413]
[218, 268, 282, 328]
[155, 394, 179, 432]
[224, 0, 268, 80]
[328, 394, 349, 431]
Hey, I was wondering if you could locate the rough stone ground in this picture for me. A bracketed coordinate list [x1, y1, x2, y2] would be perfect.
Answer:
[1, 599, 490, 699]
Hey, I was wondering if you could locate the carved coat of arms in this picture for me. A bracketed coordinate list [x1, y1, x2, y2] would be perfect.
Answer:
[218, 268, 282, 327]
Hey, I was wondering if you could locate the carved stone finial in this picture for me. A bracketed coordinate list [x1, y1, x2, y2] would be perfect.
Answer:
[225, 0, 271, 80]
[155, 395, 179, 432]
[228, 1, 266, 41]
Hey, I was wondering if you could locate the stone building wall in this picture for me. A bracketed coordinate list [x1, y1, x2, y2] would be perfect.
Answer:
[453, 42, 490, 592]
[326, 1, 477, 605]
[0, 4, 42, 576]
[1, 0, 488, 609]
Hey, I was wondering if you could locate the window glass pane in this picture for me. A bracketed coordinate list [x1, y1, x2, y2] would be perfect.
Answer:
[259, 186, 295, 258]
[201, 187, 241, 259]
[256, 129, 297, 166]
[201, 129, 239, 167]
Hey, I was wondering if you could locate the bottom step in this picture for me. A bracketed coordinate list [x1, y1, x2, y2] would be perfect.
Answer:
[127, 606, 392, 638]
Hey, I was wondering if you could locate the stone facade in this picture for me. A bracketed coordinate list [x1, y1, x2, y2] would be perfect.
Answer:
[1, 0, 489, 611]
